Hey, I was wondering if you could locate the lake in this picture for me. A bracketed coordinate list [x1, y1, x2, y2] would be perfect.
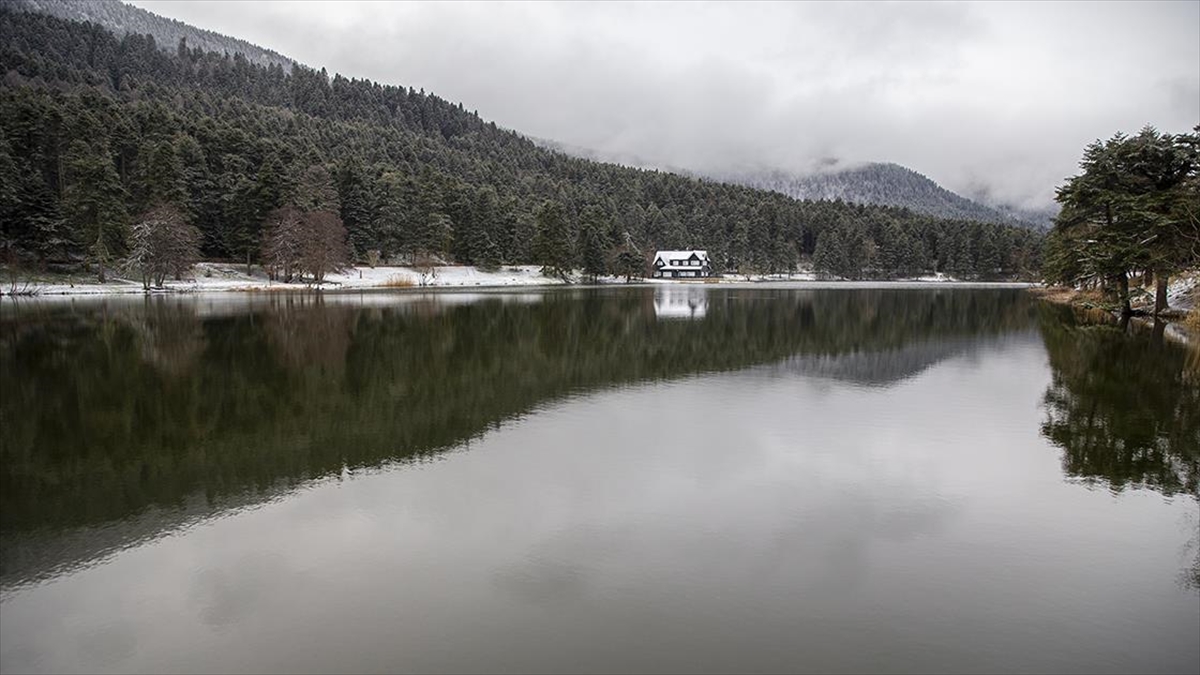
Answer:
[1, 285, 1197, 674]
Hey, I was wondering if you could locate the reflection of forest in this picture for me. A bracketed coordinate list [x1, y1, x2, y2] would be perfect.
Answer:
[1038, 305, 1200, 498]
[1038, 305, 1200, 589]
[776, 333, 1023, 386]
[1, 288, 1033, 587]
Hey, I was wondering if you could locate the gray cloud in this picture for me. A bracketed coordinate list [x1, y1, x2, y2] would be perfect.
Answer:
[130, 0, 1199, 209]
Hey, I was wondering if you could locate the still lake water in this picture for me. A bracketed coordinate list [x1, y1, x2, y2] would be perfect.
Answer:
[1, 285, 1197, 674]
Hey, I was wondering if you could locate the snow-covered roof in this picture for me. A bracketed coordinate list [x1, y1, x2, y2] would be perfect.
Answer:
[655, 250, 708, 261]
[654, 250, 709, 269]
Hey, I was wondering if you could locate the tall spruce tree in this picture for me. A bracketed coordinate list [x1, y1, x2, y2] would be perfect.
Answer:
[62, 140, 128, 280]
[533, 200, 573, 280]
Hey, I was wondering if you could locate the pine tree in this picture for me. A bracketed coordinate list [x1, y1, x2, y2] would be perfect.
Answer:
[613, 232, 644, 282]
[134, 139, 187, 211]
[373, 171, 414, 262]
[412, 169, 451, 260]
[578, 206, 608, 281]
[976, 227, 1002, 279]
[533, 200, 573, 280]
[338, 160, 375, 262]
[62, 140, 128, 280]
[813, 226, 846, 279]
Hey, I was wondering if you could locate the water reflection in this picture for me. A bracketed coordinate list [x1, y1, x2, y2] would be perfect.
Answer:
[653, 286, 708, 320]
[1038, 305, 1200, 498]
[1036, 305, 1200, 588]
[1, 288, 1033, 589]
[1, 288, 1198, 674]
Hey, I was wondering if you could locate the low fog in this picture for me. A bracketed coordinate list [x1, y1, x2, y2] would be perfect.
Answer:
[130, 0, 1199, 210]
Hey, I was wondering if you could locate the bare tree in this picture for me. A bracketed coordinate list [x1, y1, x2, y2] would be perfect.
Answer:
[126, 204, 200, 289]
[299, 210, 350, 284]
[261, 206, 305, 282]
[263, 207, 349, 284]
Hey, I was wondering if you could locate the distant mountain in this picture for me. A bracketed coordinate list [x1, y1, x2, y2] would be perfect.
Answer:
[9, 0, 294, 70]
[715, 163, 1055, 231]
[534, 138, 1055, 231]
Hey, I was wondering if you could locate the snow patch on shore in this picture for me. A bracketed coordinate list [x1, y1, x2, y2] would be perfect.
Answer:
[3, 262, 991, 298]
[4, 263, 577, 297]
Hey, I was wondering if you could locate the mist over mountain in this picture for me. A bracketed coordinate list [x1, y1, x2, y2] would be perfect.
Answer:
[717, 163, 1057, 231]
[535, 138, 1055, 231]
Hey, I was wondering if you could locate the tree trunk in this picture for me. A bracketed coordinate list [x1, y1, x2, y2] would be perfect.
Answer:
[1154, 272, 1169, 316]
[1116, 271, 1132, 316]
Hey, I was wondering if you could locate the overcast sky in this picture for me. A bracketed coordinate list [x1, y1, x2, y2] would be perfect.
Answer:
[129, 0, 1198, 209]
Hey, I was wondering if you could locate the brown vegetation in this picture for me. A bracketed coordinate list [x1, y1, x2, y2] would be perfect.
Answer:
[261, 207, 349, 284]
[381, 275, 416, 288]
[126, 204, 201, 289]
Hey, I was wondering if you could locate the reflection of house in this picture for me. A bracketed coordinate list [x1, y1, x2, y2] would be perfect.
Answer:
[654, 287, 708, 320]
[653, 250, 711, 278]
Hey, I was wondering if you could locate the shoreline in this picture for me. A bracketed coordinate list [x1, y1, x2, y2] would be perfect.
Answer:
[1, 263, 1037, 299]
[1028, 281, 1199, 345]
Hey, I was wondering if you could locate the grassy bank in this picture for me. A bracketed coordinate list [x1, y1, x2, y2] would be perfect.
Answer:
[1030, 272, 1200, 342]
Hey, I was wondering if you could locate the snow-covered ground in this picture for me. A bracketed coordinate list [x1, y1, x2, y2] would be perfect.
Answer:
[1125, 271, 1199, 314]
[1, 263, 1006, 298]
[3, 263, 577, 296]
[1166, 272, 1198, 311]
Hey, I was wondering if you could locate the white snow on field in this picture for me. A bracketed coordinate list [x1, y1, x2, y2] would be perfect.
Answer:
[323, 264, 572, 289]
[2, 263, 580, 297]
[2, 262, 1025, 298]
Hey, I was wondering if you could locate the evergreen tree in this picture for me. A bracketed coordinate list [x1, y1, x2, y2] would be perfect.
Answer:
[134, 138, 187, 211]
[533, 200, 573, 280]
[467, 187, 501, 270]
[613, 232, 644, 282]
[338, 160, 376, 262]
[61, 140, 128, 280]
[212, 154, 259, 264]
[812, 226, 846, 279]
[578, 206, 609, 281]
[373, 171, 414, 262]
[412, 169, 451, 259]
[297, 164, 340, 212]
[1051, 126, 1199, 314]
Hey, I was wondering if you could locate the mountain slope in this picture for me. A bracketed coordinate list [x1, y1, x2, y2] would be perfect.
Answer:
[534, 138, 1055, 231]
[9, 0, 294, 70]
[719, 163, 1054, 230]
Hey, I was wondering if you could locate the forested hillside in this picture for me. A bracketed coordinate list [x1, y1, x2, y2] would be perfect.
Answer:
[9, 0, 293, 70]
[0, 7, 1043, 280]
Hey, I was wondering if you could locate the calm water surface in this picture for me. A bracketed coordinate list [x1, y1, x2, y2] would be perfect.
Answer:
[1, 286, 1197, 674]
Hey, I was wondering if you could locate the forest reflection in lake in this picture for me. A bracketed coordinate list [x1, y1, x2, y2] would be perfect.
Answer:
[1, 286, 1197, 674]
